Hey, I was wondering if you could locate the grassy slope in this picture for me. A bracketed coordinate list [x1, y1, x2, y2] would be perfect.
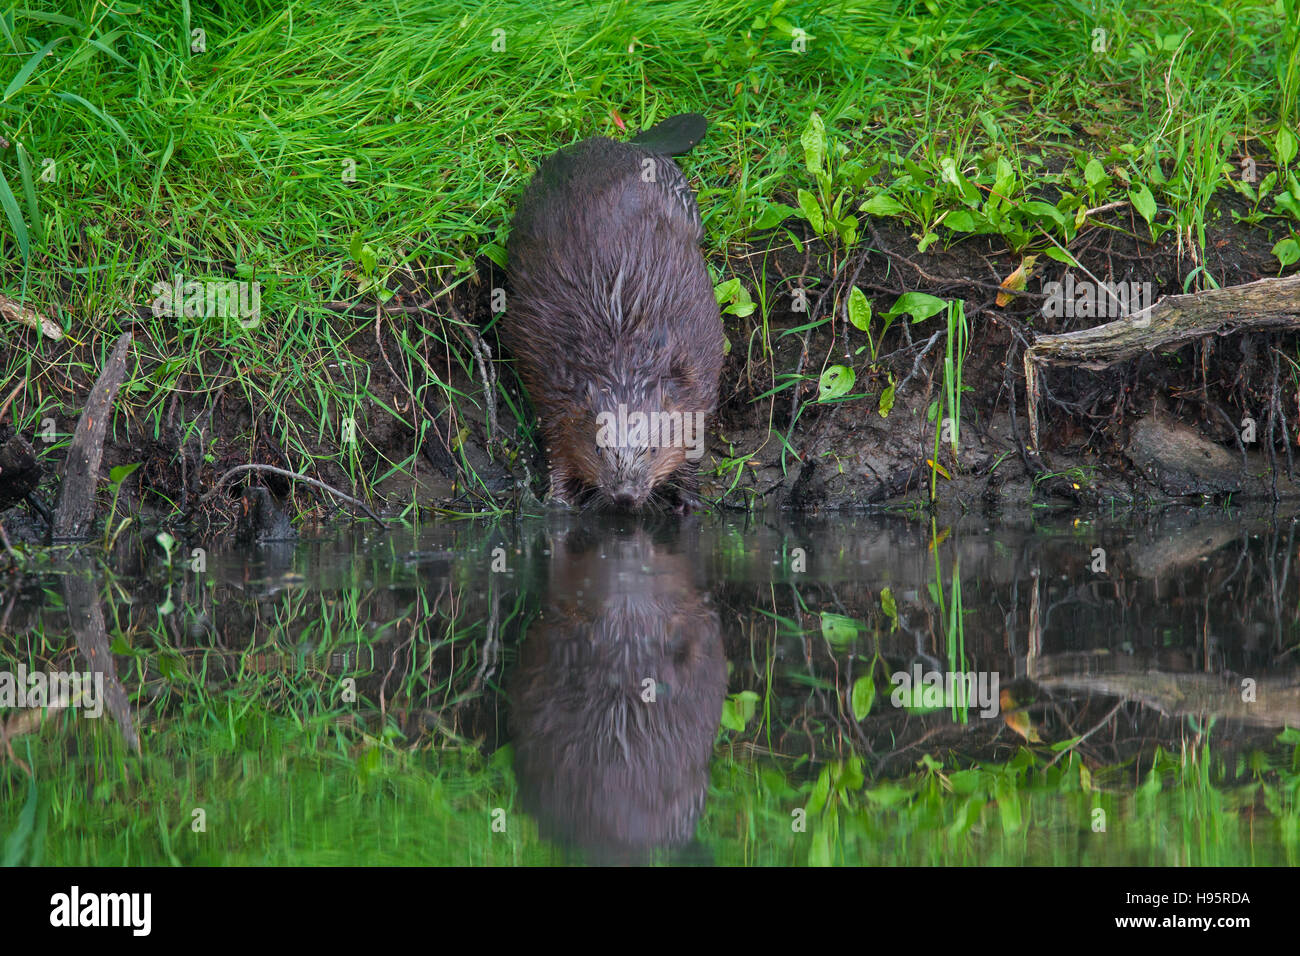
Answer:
[0, 0, 1296, 512]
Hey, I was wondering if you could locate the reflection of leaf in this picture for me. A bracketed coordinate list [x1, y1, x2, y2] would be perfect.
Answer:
[809, 827, 831, 866]
[2, 777, 43, 866]
[880, 587, 899, 630]
[995, 777, 1023, 833]
[806, 766, 831, 815]
[820, 612, 859, 647]
[850, 674, 875, 720]
[720, 690, 760, 732]
[1000, 688, 1042, 742]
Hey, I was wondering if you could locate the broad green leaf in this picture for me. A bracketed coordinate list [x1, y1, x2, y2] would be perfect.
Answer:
[1018, 200, 1066, 226]
[1044, 246, 1079, 266]
[818, 364, 855, 401]
[801, 111, 826, 175]
[1275, 126, 1298, 166]
[847, 285, 871, 331]
[753, 202, 798, 230]
[885, 291, 948, 322]
[797, 188, 824, 234]
[1273, 237, 1300, 267]
[860, 192, 906, 217]
[1083, 158, 1107, 189]
[944, 209, 976, 231]
[713, 277, 740, 303]
[1130, 184, 1157, 223]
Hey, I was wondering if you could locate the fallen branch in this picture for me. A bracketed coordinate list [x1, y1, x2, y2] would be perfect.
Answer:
[197, 463, 386, 527]
[1024, 273, 1300, 450]
[52, 332, 133, 539]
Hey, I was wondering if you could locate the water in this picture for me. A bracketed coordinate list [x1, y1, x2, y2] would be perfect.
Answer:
[2, 506, 1298, 865]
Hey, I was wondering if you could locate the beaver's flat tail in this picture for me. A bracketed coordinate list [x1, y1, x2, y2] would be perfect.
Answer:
[630, 113, 707, 155]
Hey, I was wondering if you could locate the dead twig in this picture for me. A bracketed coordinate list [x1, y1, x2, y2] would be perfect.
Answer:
[198, 464, 386, 527]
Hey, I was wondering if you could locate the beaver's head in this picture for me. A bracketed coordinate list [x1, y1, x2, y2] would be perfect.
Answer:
[548, 378, 704, 511]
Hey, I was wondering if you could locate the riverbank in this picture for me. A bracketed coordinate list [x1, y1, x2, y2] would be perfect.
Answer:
[2, 1, 1298, 542]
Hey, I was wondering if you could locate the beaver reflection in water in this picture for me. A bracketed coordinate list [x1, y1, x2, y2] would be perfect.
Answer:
[508, 524, 726, 861]
[504, 114, 724, 513]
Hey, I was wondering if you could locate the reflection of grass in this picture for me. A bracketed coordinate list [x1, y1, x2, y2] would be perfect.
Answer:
[1, 710, 545, 865]
[4, 629, 1299, 864]
[707, 734, 1300, 866]
[5, 714, 1297, 864]
[930, 520, 969, 723]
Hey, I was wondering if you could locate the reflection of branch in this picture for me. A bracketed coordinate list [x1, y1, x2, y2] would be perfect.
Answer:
[65, 570, 139, 751]
[1045, 700, 1124, 769]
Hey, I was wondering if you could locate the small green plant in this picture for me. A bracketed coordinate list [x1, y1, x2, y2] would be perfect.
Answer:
[102, 462, 141, 548]
[795, 112, 876, 252]
[348, 233, 393, 302]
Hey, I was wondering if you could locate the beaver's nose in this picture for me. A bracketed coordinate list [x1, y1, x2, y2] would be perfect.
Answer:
[612, 492, 638, 511]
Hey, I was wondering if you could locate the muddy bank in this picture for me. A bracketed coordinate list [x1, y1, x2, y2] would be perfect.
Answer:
[2, 198, 1298, 542]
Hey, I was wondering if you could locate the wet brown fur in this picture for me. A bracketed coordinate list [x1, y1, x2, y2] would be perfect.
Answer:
[504, 133, 723, 511]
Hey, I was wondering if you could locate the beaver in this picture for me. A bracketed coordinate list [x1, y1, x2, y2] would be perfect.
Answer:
[504, 113, 724, 512]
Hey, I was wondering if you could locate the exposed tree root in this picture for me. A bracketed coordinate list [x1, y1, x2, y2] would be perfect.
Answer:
[1024, 274, 1300, 450]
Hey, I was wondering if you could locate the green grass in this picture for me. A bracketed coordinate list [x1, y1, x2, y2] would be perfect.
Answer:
[1, 1, 1297, 513]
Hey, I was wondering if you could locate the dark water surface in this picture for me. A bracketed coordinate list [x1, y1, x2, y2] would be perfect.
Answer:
[2, 506, 1298, 865]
